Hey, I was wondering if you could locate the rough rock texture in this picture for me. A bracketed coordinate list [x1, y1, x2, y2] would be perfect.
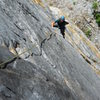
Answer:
[46, 0, 100, 49]
[0, 0, 100, 100]
[0, 46, 77, 100]
[49, 6, 100, 73]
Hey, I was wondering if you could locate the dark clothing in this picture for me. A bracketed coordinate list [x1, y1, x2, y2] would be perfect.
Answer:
[60, 28, 65, 38]
[53, 18, 69, 38]
[55, 19, 68, 29]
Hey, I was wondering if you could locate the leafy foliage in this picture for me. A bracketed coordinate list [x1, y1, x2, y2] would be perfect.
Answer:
[96, 16, 100, 27]
[92, 1, 98, 10]
[92, 1, 100, 27]
[85, 28, 91, 38]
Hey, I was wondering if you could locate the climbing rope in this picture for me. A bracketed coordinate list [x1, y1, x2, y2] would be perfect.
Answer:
[0, 29, 56, 68]
[0, 23, 71, 68]
[0, 43, 36, 68]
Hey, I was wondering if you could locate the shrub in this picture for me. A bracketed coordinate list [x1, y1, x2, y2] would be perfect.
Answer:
[92, 1, 100, 27]
[96, 17, 100, 27]
[85, 28, 91, 37]
[73, 1, 76, 5]
[95, 13, 100, 19]
[92, 1, 98, 10]
[94, 12, 100, 27]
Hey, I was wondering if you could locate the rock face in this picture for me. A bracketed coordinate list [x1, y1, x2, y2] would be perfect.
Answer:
[46, 0, 100, 49]
[0, 0, 100, 100]
[0, 46, 76, 100]
[49, 6, 100, 73]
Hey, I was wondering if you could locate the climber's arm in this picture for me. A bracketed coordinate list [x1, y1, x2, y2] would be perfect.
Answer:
[65, 20, 69, 25]
[52, 19, 59, 27]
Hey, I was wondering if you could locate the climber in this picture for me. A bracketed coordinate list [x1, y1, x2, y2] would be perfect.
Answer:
[52, 16, 69, 38]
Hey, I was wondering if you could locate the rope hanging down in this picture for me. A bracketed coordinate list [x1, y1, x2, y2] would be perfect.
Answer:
[0, 43, 36, 68]
[0, 25, 71, 68]
[0, 32, 56, 68]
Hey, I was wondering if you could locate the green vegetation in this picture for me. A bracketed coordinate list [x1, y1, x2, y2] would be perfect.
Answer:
[95, 13, 100, 18]
[96, 17, 100, 27]
[73, 1, 76, 5]
[92, 1, 98, 10]
[85, 28, 91, 38]
[73, 0, 77, 5]
[92, 1, 100, 27]
[93, 12, 100, 27]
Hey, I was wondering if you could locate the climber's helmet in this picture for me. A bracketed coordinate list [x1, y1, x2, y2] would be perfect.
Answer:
[61, 16, 65, 22]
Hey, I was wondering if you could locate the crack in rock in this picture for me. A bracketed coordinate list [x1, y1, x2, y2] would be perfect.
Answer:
[17, 1, 39, 21]
[31, 33, 55, 56]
